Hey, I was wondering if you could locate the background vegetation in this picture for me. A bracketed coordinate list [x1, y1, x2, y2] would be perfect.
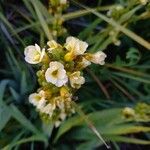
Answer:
[0, 0, 150, 149]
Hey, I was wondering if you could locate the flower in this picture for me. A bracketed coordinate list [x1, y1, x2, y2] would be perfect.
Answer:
[47, 40, 60, 52]
[55, 120, 61, 127]
[65, 36, 88, 56]
[37, 98, 47, 110]
[29, 90, 46, 108]
[139, 0, 147, 5]
[69, 71, 85, 89]
[123, 107, 135, 118]
[80, 57, 91, 68]
[41, 103, 56, 117]
[60, 0, 67, 4]
[60, 86, 72, 99]
[60, 112, 66, 120]
[45, 61, 68, 87]
[24, 44, 45, 64]
[87, 51, 107, 65]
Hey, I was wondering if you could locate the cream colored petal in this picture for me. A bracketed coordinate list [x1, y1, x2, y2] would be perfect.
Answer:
[24, 46, 35, 56]
[45, 68, 57, 84]
[35, 44, 41, 53]
[55, 76, 68, 87]
[29, 93, 40, 106]
[79, 41, 88, 53]
[37, 99, 46, 110]
[57, 69, 66, 79]
[39, 48, 45, 62]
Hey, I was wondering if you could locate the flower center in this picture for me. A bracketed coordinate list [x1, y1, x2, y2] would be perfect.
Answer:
[35, 95, 41, 101]
[52, 70, 58, 77]
[34, 53, 40, 61]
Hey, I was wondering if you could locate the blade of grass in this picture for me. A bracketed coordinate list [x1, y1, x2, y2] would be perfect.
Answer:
[72, 101, 110, 149]
[9, 104, 40, 134]
[112, 72, 150, 84]
[86, 68, 110, 99]
[2, 135, 47, 150]
[31, 0, 53, 40]
[72, 1, 150, 50]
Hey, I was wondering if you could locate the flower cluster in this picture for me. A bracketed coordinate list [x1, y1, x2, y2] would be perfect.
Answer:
[122, 103, 150, 121]
[25, 36, 107, 127]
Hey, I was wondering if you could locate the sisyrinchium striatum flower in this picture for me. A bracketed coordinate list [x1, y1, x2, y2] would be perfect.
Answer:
[25, 36, 107, 127]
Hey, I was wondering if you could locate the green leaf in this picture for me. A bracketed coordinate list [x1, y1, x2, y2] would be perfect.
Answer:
[0, 105, 11, 132]
[0, 80, 10, 105]
[126, 47, 140, 66]
[20, 71, 28, 94]
[55, 108, 123, 141]
[31, 0, 53, 40]
[9, 104, 40, 134]
[73, 1, 150, 50]
[2, 135, 47, 150]
[101, 125, 150, 135]
[107, 135, 150, 145]
[9, 87, 20, 102]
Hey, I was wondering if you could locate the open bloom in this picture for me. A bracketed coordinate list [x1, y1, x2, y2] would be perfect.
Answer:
[69, 71, 85, 89]
[88, 51, 107, 65]
[45, 61, 68, 87]
[24, 44, 45, 64]
[29, 90, 46, 110]
[65, 36, 88, 56]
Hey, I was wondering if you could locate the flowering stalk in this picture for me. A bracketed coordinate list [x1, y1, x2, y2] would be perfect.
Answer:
[48, 0, 68, 37]
[25, 36, 107, 127]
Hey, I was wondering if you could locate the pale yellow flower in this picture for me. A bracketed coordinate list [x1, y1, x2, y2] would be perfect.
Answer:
[47, 40, 59, 52]
[81, 57, 91, 68]
[24, 44, 45, 64]
[45, 61, 68, 87]
[60, 0, 67, 4]
[37, 98, 47, 110]
[65, 36, 88, 56]
[123, 107, 135, 118]
[55, 120, 61, 127]
[60, 112, 66, 120]
[29, 90, 46, 109]
[41, 103, 56, 117]
[89, 51, 107, 65]
[139, 0, 147, 5]
[69, 71, 85, 89]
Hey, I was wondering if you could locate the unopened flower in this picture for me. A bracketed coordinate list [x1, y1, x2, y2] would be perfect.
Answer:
[54, 96, 65, 109]
[55, 120, 61, 127]
[69, 71, 85, 89]
[139, 0, 148, 5]
[81, 57, 91, 68]
[41, 103, 56, 117]
[24, 44, 45, 64]
[65, 36, 88, 56]
[60, 112, 66, 120]
[47, 40, 60, 52]
[45, 61, 68, 87]
[37, 98, 47, 110]
[123, 107, 135, 118]
[29, 90, 46, 108]
[60, 0, 67, 4]
[60, 86, 71, 98]
[87, 51, 107, 65]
